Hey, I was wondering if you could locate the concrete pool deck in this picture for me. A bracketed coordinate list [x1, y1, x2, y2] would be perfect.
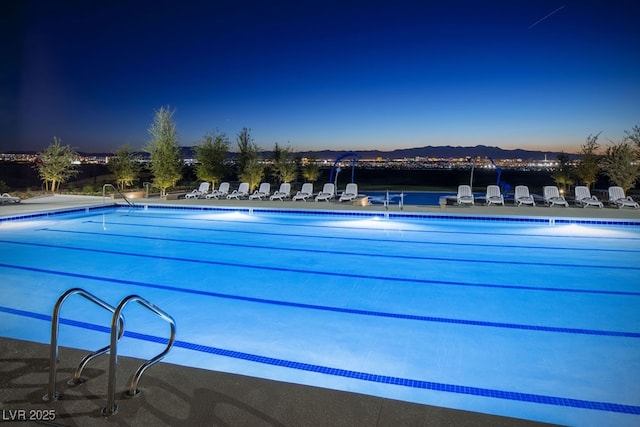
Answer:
[0, 337, 553, 427]
[3, 193, 634, 426]
[1, 192, 639, 220]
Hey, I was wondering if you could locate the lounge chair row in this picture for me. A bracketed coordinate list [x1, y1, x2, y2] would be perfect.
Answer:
[457, 185, 638, 208]
[1, 193, 21, 204]
[184, 182, 360, 202]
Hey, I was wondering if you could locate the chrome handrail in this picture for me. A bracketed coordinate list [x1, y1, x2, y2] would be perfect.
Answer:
[103, 295, 176, 416]
[143, 182, 151, 198]
[102, 184, 134, 206]
[43, 288, 125, 402]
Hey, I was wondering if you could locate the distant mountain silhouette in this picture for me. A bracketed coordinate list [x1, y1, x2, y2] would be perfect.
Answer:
[49, 145, 573, 161]
[166, 145, 571, 161]
[292, 145, 571, 161]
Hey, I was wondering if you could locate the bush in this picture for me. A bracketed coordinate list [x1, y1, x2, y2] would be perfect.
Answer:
[82, 184, 98, 194]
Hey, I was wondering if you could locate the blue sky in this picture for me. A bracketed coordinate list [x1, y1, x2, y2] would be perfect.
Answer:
[2, 0, 639, 153]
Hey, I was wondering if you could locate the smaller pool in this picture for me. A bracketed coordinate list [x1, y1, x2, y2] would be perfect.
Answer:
[360, 191, 450, 206]
[361, 191, 515, 206]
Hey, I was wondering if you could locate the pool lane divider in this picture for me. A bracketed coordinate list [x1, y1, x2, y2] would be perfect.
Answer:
[1, 305, 639, 416]
[1, 265, 639, 338]
[2, 239, 640, 291]
[75, 221, 640, 253]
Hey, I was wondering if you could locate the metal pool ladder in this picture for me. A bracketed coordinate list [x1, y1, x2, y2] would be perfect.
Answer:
[43, 288, 176, 417]
[103, 294, 176, 416]
[102, 183, 135, 206]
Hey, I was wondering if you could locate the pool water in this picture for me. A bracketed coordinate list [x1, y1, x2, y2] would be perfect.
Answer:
[361, 190, 515, 205]
[361, 191, 452, 205]
[1, 206, 639, 426]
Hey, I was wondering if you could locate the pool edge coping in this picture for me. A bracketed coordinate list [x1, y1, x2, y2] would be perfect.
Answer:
[2, 201, 639, 227]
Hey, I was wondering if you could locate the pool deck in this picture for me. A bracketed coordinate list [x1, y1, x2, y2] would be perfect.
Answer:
[0, 337, 553, 427]
[1, 192, 639, 220]
[3, 193, 634, 426]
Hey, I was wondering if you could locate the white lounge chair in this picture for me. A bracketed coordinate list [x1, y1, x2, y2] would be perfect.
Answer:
[456, 185, 474, 206]
[1, 193, 21, 204]
[249, 182, 270, 200]
[575, 186, 603, 208]
[227, 182, 250, 199]
[514, 185, 535, 207]
[205, 182, 230, 199]
[292, 183, 314, 201]
[270, 183, 291, 201]
[543, 186, 568, 207]
[315, 183, 335, 202]
[485, 185, 504, 206]
[608, 186, 639, 209]
[185, 182, 210, 199]
[339, 183, 358, 202]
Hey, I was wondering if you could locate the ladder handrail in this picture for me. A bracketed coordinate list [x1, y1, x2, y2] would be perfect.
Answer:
[103, 295, 176, 416]
[43, 288, 125, 402]
[143, 181, 152, 198]
[102, 184, 135, 207]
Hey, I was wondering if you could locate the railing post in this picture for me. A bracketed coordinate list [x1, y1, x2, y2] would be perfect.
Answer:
[43, 288, 124, 402]
[102, 184, 135, 207]
[103, 295, 176, 416]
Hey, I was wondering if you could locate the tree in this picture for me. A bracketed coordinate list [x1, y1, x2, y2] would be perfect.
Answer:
[600, 141, 640, 191]
[235, 128, 263, 191]
[551, 153, 574, 192]
[625, 125, 640, 149]
[35, 137, 79, 192]
[574, 133, 601, 188]
[108, 145, 140, 190]
[301, 156, 320, 182]
[235, 127, 258, 173]
[271, 142, 297, 183]
[146, 106, 183, 198]
[194, 132, 229, 188]
[238, 157, 264, 191]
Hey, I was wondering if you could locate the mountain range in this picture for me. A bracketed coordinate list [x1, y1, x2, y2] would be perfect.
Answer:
[177, 145, 571, 161]
[288, 145, 571, 160]
[9, 145, 573, 160]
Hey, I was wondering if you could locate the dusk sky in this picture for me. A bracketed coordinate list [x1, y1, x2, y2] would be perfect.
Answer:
[2, 0, 639, 154]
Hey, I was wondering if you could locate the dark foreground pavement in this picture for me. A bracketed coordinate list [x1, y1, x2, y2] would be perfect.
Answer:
[0, 338, 558, 427]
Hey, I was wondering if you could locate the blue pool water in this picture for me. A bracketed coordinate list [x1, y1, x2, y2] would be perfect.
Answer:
[1, 205, 639, 426]
[361, 191, 515, 205]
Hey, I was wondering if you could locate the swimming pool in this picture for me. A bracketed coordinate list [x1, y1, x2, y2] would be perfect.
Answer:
[361, 191, 453, 205]
[1, 205, 639, 426]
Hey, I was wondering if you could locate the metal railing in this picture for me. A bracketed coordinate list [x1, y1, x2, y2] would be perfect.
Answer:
[43, 288, 125, 402]
[102, 184, 135, 206]
[44, 289, 176, 417]
[383, 190, 405, 211]
[143, 182, 152, 198]
[103, 295, 176, 416]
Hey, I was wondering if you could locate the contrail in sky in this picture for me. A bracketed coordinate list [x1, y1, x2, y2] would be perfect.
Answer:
[528, 5, 567, 29]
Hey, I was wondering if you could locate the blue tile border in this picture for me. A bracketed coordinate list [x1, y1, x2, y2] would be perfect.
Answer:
[0, 205, 114, 223]
[2, 305, 639, 416]
[1, 203, 639, 226]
